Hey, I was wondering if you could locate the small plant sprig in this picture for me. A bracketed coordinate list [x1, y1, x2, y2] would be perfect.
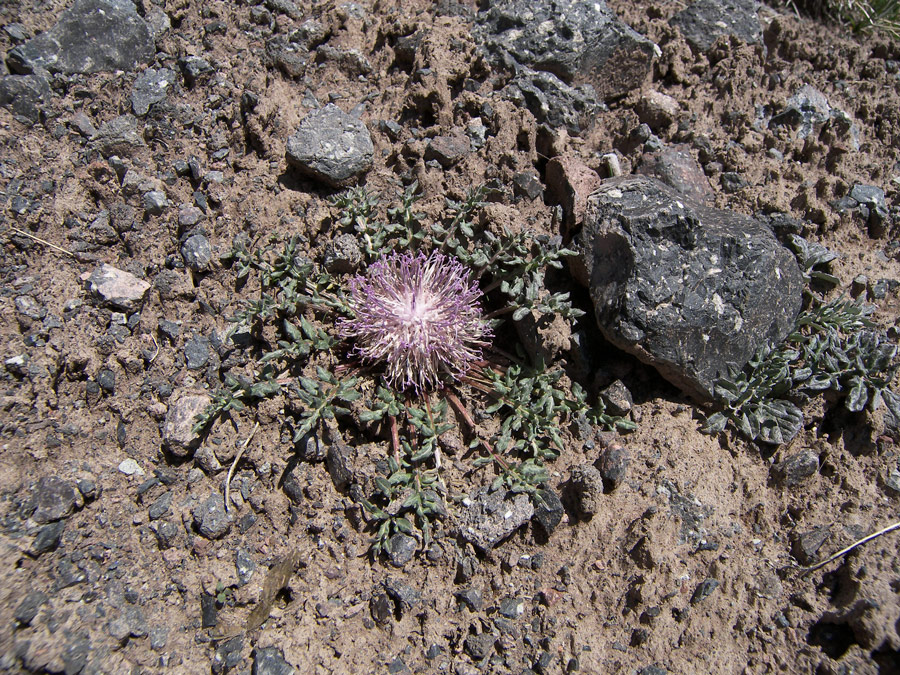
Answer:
[192, 373, 282, 435]
[289, 368, 360, 443]
[456, 359, 634, 501]
[477, 359, 581, 461]
[705, 294, 899, 444]
[359, 395, 451, 555]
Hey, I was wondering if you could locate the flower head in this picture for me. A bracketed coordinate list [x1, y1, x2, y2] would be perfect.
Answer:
[339, 250, 491, 392]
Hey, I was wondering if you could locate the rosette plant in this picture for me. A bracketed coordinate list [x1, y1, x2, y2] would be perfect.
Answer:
[200, 183, 633, 560]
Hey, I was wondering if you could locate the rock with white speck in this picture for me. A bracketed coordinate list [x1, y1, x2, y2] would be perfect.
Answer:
[131, 67, 177, 116]
[387, 533, 417, 567]
[181, 233, 212, 272]
[475, 0, 657, 102]
[456, 486, 534, 552]
[253, 646, 295, 675]
[575, 175, 803, 401]
[285, 104, 373, 187]
[7, 0, 154, 75]
[672, 0, 761, 52]
[86, 264, 151, 313]
[193, 493, 232, 539]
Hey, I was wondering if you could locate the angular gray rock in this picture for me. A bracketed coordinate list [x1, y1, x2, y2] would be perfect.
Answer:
[253, 647, 295, 675]
[8, 0, 155, 75]
[31, 520, 66, 556]
[636, 145, 714, 206]
[322, 233, 362, 274]
[181, 233, 212, 272]
[387, 533, 417, 567]
[163, 390, 211, 456]
[532, 488, 563, 534]
[672, 0, 761, 52]
[464, 632, 496, 661]
[690, 578, 719, 604]
[766, 85, 860, 151]
[148, 491, 172, 521]
[142, 190, 168, 215]
[575, 175, 803, 399]
[14, 591, 47, 626]
[456, 486, 534, 552]
[791, 526, 830, 564]
[193, 493, 233, 539]
[86, 263, 151, 312]
[769, 85, 832, 139]
[179, 56, 214, 86]
[599, 380, 633, 416]
[598, 443, 630, 489]
[285, 104, 373, 187]
[31, 477, 78, 523]
[568, 463, 604, 516]
[131, 67, 177, 116]
[503, 69, 601, 135]
[424, 134, 470, 168]
[91, 115, 146, 157]
[475, 0, 657, 102]
[0, 73, 52, 124]
[774, 450, 819, 485]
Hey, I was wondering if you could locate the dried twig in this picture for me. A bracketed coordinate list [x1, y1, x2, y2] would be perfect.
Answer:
[147, 335, 160, 364]
[224, 421, 260, 513]
[799, 519, 900, 575]
[5, 226, 75, 257]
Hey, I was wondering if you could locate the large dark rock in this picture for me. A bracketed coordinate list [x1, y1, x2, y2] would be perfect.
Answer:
[672, 0, 761, 52]
[475, 0, 657, 102]
[575, 175, 803, 400]
[8, 0, 155, 75]
[285, 104, 373, 187]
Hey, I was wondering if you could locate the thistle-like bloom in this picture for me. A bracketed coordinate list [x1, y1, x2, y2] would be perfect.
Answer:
[339, 250, 491, 392]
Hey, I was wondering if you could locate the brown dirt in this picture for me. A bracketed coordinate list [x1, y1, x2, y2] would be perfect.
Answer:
[1, 0, 900, 673]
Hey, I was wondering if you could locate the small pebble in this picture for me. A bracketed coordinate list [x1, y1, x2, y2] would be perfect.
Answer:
[118, 458, 145, 476]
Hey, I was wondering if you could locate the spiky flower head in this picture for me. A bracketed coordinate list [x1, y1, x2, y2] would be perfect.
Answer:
[339, 250, 491, 392]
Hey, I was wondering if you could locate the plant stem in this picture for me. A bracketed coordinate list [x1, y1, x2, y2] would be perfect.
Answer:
[799, 519, 900, 575]
[224, 421, 260, 513]
[445, 389, 513, 473]
[388, 414, 401, 464]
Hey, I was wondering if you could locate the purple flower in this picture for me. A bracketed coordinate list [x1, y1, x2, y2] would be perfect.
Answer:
[339, 250, 491, 392]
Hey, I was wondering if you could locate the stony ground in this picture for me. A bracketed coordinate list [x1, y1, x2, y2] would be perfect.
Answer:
[1, 0, 900, 674]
